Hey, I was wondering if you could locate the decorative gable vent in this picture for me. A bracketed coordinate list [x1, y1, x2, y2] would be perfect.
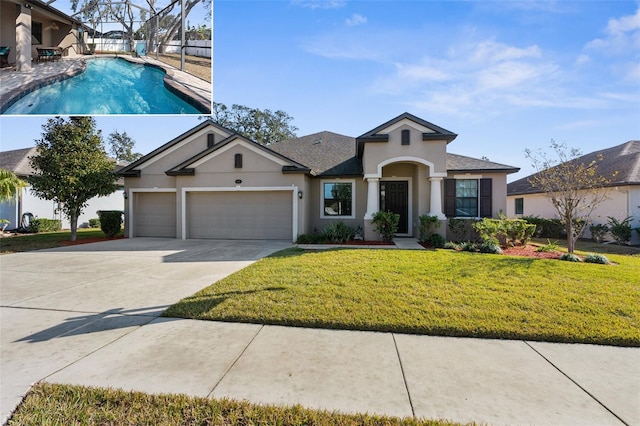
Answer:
[207, 133, 215, 148]
[235, 153, 243, 168]
[401, 129, 410, 145]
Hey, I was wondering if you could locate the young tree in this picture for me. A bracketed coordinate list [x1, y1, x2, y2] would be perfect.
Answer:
[108, 130, 142, 163]
[0, 168, 27, 202]
[209, 102, 298, 145]
[525, 140, 616, 254]
[29, 117, 119, 242]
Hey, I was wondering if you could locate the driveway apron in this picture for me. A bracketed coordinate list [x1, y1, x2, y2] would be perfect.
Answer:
[0, 238, 291, 424]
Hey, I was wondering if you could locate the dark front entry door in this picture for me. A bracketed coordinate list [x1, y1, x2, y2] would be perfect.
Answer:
[380, 181, 408, 234]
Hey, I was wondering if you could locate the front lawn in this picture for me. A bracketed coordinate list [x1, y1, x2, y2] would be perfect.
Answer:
[165, 248, 640, 346]
[0, 229, 119, 254]
[8, 383, 463, 426]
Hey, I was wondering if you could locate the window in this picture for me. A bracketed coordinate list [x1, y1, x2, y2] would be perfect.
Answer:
[322, 181, 354, 218]
[401, 129, 410, 145]
[515, 197, 524, 215]
[444, 178, 492, 218]
[31, 22, 42, 45]
[234, 153, 243, 168]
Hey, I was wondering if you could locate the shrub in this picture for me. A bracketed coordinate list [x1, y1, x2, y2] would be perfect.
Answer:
[426, 233, 446, 248]
[28, 218, 62, 233]
[473, 215, 535, 247]
[478, 241, 503, 254]
[444, 241, 461, 250]
[296, 234, 326, 244]
[461, 241, 478, 252]
[448, 218, 478, 242]
[472, 218, 501, 246]
[418, 215, 442, 242]
[371, 211, 400, 243]
[560, 253, 581, 262]
[536, 239, 559, 253]
[97, 210, 123, 238]
[608, 216, 633, 245]
[88, 218, 101, 228]
[589, 223, 609, 243]
[584, 254, 610, 265]
[522, 216, 565, 239]
[322, 221, 356, 243]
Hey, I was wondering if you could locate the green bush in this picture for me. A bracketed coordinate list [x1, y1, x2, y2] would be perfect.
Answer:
[584, 254, 610, 265]
[560, 253, 581, 262]
[97, 210, 123, 238]
[444, 241, 461, 250]
[608, 216, 632, 245]
[88, 218, 101, 228]
[418, 215, 442, 242]
[322, 221, 356, 243]
[478, 241, 503, 254]
[589, 223, 609, 243]
[28, 218, 62, 233]
[296, 234, 326, 244]
[448, 218, 478, 242]
[522, 216, 565, 238]
[371, 211, 400, 243]
[473, 215, 535, 247]
[536, 239, 559, 253]
[426, 233, 446, 248]
[461, 241, 478, 252]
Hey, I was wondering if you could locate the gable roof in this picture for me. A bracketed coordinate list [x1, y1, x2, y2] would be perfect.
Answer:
[447, 153, 520, 174]
[269, 131, 361, 176]
[119, 119, 233, 177]
[356, 112, 458, 158]
[507, 140, 640, 195]
[0, 147, 37, 177]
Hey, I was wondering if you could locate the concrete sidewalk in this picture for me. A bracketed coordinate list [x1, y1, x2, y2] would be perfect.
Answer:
[1, 238, 639, 425]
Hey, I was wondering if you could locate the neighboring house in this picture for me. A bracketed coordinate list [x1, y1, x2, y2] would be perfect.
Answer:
[119, 113, 520, 241]
[507, 140, 640, 245]
[0, 0, 88, 71]
[0, 147, 124, 230]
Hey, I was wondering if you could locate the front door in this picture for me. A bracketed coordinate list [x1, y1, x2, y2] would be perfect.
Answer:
[380, 181, 408, 234]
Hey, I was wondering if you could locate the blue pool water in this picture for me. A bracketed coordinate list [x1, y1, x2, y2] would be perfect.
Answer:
[4, 58, 202, 115]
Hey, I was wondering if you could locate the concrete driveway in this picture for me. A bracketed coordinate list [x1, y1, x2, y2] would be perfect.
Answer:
[0, 237, 291, 424]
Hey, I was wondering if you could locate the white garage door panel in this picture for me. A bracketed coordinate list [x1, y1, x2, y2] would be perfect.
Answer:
[134, 192, 176, 237]
[188, 191, 292, 240]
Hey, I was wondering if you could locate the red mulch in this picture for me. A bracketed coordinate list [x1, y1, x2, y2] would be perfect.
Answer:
[501, 244, 561, 259]
[60, 236, 125, 246]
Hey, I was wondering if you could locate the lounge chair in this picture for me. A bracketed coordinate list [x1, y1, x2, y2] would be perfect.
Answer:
[0, 46, 9, 67]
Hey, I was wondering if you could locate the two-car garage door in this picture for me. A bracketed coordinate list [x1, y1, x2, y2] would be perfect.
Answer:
[132, 190, 293, 240]
[187, 191, 293, 240]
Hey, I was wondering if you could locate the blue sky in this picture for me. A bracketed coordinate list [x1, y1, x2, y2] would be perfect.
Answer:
[1, 1, 639, 182]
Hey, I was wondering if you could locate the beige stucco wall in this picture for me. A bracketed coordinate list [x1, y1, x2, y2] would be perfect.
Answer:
[1, 1, 16, 63]
[507, 185, 640, 244]
[307, 177, 367, 235]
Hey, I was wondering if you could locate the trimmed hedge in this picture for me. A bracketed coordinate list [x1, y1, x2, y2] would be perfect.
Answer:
[28, 218, 62, 233]
[521, 216, 565, 238]
[97, 210, 123, 237]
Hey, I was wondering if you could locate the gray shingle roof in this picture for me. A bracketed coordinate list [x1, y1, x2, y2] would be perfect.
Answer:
[507, 140, 640, 195]
[0, 147, 37, 177]
[270, 131, 361, 176]
[447, 153, 520, 174]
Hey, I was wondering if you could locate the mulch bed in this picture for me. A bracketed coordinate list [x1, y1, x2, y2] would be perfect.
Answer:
[501, 244, 561, 259]
[60, 236, 125, 246]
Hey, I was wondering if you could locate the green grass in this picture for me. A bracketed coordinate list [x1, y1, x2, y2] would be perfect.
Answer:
[0, 229, 117, 254]
[8, 383, 465, 426]
[165, 248, 640, 347]
[530, 237, 640, 256]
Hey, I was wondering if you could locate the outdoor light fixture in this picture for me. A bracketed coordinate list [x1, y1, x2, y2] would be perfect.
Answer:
[298, 191, 303, 199]
[122, 191, 128, 199]
[24, 3, 33, 9]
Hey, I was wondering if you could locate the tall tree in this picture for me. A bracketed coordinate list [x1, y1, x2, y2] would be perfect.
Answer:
[525, 140, 616, 254]
[210, 102, 298, 145]
[0, 168, 27, 202]
[108, 130, 142, 163]
[29, 117, 119, 242]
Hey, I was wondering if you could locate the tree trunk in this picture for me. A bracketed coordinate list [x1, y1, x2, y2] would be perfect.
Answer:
[70, 213, 78, 242]
[566, 220, 574, 254]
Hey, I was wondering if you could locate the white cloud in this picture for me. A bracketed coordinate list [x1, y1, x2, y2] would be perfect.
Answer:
[606, 6, 640, 35]
[471, 40, 542, 63]
[574, 54, 590, 66]
[585, 5, 640, 55]
[345, 13, 367, 27]
[291, 0, 346, 10]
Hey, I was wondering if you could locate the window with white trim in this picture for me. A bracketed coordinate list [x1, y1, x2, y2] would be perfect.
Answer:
[321, 180, 354, 218]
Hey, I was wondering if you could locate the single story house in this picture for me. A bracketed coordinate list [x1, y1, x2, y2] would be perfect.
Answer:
[0, 147, 124, 230]
[119, 113, 520, 241]
[507, 140, 640, 245]
[0, 0, 88, 71]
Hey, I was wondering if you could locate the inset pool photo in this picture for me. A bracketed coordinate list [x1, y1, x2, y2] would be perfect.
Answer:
[0, 0, 212, 115]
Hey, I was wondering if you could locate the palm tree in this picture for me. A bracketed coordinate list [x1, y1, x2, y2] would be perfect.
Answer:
[0, 168, 27, 202]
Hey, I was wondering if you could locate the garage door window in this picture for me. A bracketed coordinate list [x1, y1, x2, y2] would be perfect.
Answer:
[322, 180, 354, 219]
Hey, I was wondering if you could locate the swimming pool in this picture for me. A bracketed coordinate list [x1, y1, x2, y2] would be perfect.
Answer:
[3, 57, 204, 115]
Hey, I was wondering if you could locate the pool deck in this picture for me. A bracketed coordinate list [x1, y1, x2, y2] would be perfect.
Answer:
[0, 54, 212, 114]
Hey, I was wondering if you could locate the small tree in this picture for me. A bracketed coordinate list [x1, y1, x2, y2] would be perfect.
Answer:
[29, 117, 119, 242]
[108, 130, 142, 163]
[0, 168, 27, 202]
[525, 140, 616, 254]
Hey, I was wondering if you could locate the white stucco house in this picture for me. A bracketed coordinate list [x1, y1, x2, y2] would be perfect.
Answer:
[0, 147, 124, 231]
[507, 140, 640, 245]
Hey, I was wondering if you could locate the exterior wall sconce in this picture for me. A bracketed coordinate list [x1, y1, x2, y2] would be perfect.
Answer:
[122, 190, 128, 199]
[298, 191, 303, 199]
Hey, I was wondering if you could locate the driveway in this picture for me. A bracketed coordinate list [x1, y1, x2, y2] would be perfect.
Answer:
[0, 238, 291, 424]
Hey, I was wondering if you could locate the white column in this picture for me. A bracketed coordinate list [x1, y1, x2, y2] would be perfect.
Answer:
[428, 177, 445, 219]
[16, 4, 32, 72]
[363, 178, 379, 219]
